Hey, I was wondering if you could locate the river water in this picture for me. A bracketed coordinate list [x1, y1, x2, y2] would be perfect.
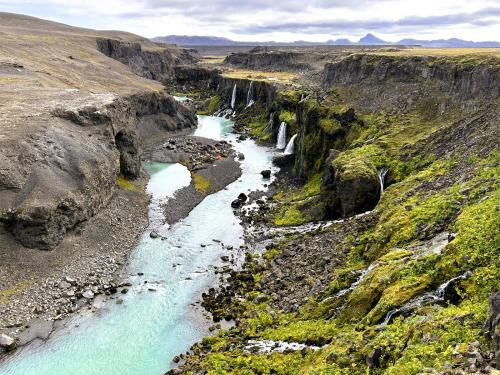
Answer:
[0, 115, 275, 375]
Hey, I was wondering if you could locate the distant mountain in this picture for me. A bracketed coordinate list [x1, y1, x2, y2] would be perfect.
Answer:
[326, 38, 353, 45]
[152, 33, 500, 48]
[358, 33, 388, 44]
[396, 37, 500, 48]
[152, 35, 241, 45]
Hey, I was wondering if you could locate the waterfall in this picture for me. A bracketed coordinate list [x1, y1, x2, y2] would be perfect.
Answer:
[284, 134, 298, 155]
[377, 167, 389, 198]
[382, 271, 472, 325]
[246, 81, 255, 107]
[276, 122, 287, 150]
[231, 84, 237, 109]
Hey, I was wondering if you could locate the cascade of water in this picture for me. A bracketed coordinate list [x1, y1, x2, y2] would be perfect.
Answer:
[284, 134, 298, 155]
[377, 167, 389, 198]
[382, 271, 472, 325]
[276, 122, 287, 149]
[231, 84, 237, 109]
[246, 81, 255, 107]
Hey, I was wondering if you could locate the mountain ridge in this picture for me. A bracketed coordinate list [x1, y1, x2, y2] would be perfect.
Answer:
[153, 33, 500, 47]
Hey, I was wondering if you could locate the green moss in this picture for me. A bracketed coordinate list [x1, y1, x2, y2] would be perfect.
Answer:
[192, 172, 211, 193]
[365, 275, 432, 324]
[197, 95, 220, 115]
[333, 144, 388, 180]
[278, 109, 296, 125]
[274, 173, 322, 203]
[319, 118, 342, 135]
[274, 204, 309, 226]
[117, 175, 140, 191]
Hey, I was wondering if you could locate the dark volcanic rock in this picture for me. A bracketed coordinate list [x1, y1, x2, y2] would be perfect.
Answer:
[261, 170, 271, 179]
[322, 54, 500, 101]
[487, 291, 500, 368]
[96, 38, 198, 81]
[2, 92, 196, 250]
[231, 199, 243, 208]
[321, 149, 379, 218]
[115, 129, 141, 179]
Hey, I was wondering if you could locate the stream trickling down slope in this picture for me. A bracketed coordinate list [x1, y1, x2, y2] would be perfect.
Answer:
[0, 115, 275, 375]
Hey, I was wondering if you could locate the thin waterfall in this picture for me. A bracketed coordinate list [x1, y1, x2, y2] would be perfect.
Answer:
[276, 122, 287, 150]
[246, 81, 255, 107]
[382, 271, 472, 325]
[284, 134, 298, 155]
[262, 112, 274, 134]
[231, 84, 237, 109]
[378, 167, 389, 199]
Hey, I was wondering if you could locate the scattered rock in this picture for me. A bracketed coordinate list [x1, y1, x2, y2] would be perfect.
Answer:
[231, 199, 243, 208]
[82, 290, 95, 299]
[366, 347, 383, 367]
[0, 333, 16, 351]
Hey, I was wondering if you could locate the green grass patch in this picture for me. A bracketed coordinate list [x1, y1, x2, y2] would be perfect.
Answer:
[192, 172, 211, 193]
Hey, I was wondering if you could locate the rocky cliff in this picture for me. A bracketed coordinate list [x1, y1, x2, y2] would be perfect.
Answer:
[96, 38, 199, 82]
[174, 49, 500, 375]
[323, 53, 500, 102]
[0, 13, 197, 249]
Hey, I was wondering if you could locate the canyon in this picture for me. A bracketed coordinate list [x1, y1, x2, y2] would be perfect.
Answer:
[0, 11, 499, 375]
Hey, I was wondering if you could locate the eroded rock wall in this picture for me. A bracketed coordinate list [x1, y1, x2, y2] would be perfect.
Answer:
[323, 54, 500, 102]
[96, 38, 198, 81]
[0, 92, 196, 250]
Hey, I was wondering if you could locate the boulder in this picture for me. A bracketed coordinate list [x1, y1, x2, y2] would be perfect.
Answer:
[321, 149, 380, 218]
[261, 170, 271, 179]
[238, 193, 248, 202]
[231, 199, 243, 209]
[238, 153, 245, 160]
[0, 333, 16, 352]
[82, 290, 95, 299]
[272, 154, 294, 167]
[365, 347, 383, 367]
[150, 230, 160, 239]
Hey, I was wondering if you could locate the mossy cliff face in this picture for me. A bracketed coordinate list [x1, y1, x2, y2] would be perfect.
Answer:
[214, 76, 278, 111]
[172, 52, 499, 374]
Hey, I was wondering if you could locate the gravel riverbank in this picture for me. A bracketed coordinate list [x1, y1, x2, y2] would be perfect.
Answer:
[0, 132, 243, 354]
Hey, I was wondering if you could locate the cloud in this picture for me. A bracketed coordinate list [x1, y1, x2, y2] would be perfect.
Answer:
[1, 0, 499, 42]
[236, 7, 500, 35]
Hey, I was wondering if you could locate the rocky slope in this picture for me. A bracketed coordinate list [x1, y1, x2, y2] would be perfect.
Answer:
[0, 12, 197, 250]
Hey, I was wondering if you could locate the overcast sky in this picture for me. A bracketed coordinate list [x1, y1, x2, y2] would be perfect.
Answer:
[1, 0, 499, 42]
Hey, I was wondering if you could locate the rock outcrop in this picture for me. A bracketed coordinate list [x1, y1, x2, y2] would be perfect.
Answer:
[224, 48, 311, 72]
[321, 149, 380, 217]
[96, 38, 198, 82]
[323, 54, 500, 101]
